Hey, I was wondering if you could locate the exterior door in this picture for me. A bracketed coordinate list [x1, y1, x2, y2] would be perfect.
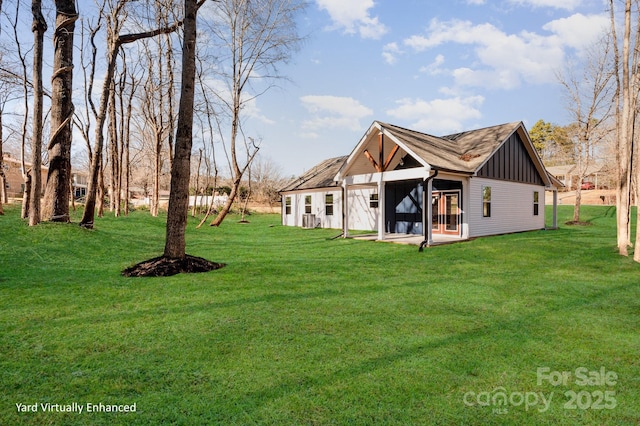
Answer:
[432, 190, 460, 236]
[385, 181, 423, 235]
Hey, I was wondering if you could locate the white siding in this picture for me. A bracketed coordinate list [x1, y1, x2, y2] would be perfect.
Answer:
[282, 189, 342, 229]
[281, 187, 378, 231]
[468, 178, 545, 237]
[348, 187, 378, 231]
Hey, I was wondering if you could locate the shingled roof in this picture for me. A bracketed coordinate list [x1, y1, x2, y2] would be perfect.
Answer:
[280, 156, 347, 192]
[376, 121, 522, 173]
[283, 120, 555, 192]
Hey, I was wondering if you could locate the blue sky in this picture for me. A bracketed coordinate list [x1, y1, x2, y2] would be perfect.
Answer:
[245, 0, 611, 176]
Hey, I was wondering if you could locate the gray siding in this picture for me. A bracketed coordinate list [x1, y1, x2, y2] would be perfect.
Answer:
[469, 178, 545, 237]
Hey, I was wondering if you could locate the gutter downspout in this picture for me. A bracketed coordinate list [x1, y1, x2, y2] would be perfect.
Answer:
[341, 179, 349, 238]
[419, 169, 438, 252]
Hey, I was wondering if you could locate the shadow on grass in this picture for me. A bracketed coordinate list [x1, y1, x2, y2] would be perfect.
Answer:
[227, 280, 637, 417]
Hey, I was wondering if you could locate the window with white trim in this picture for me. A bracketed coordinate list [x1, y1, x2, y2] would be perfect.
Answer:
[482, 186, 491, 218]
[304, 195, 312, 214]
[285, 196, 291, 215]
[325, 194, 334, 216]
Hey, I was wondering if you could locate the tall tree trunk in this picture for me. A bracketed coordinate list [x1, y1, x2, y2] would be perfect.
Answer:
[123, 70, 136, 216]
[192, 148, 202, 217]
[29, 0, 47, 226]
[79, 2, 182, 228]
[635, 152, 640, 262]
[0, 113, 5, 215]
[81, 43, 117, 228]
[42, 0, 77, 222]
[108, 78, 119, 215]
[22, 172, 31, 219]
[97, 156, 104, 217]
[573, 187, 582, 222]
[610, 0, 632, 255]
[613, 0, 634, 255]
[14, 0, 30, 220]
[151, 133, 161, 217]
[164, 0, 198, 259]
[165, 31, 175, 170]
[116, 67, 126, 217]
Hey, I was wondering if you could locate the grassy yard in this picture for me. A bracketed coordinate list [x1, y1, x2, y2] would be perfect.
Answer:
[0, 204, 638, 425]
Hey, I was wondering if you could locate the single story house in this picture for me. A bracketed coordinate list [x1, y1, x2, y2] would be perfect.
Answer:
[546, 163, 606, 190]
[280, 121, 561, 247]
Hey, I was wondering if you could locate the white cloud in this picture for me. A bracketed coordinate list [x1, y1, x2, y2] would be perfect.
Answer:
[419, 54, 446, 75]
[300, 95, 374, 132]
[508, 0, 582, 11]
[466, 0, 486, 4]
[315, 0, 388, 39]
[382, 42, 402, 65]
[401, 14, 608, 90]
[386, 96, 484, 134]
[543, 13, 610, 50]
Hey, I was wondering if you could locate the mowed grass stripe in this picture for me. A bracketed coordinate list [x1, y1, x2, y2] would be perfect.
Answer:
[1, 204, 638, 425]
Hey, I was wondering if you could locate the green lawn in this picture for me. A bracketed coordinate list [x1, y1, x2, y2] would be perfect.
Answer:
[1, 204, 638, 425]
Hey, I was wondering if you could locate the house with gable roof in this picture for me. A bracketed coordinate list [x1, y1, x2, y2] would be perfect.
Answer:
[280, 120, 561, 246]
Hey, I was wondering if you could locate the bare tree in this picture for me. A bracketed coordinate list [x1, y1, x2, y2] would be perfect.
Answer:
[194, 58, 221, 228]
[192, 147, 203, 217]
[41, 0, 78, 222]
[74, 17, 99, 171]
[139, 36, 173, 217]
[107, 74, 119, 215]
[609, 0, 639, 258]
[80, 0, 182, 228]
[0, 49, 23, 214]
[9, 0, 32, 219]
[202, 0, 306, 227]
[557, 39, 614, 223]
[117, 49, 142, 216]
[124, 0, 222, 276]
[163, 0, 197, 259]
[28, 0, 47, 225]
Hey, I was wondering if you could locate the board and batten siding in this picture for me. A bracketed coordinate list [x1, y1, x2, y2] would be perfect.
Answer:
[468, 178, 545, 238]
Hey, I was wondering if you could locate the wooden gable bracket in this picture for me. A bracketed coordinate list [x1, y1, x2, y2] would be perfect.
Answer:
[363, 132, 400, 172]
[382, 145, 400, 171]
[364, 149, 381, 172]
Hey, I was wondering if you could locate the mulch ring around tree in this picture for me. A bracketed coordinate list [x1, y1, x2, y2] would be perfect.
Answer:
[122, 255, 226, 277]
[564, 221, 593, 226]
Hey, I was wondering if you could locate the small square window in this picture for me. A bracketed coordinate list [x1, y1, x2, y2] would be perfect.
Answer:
[370, 193, 379, 209]
[533, 191, 539, 216]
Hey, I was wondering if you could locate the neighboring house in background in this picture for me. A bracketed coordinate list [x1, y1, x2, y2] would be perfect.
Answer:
[280, 121, 561, 246]
[1, 153, 49, 198]
[546, 164, 605, 190]
[2, 153, 90, 200]
[72, 172, 89, 199]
